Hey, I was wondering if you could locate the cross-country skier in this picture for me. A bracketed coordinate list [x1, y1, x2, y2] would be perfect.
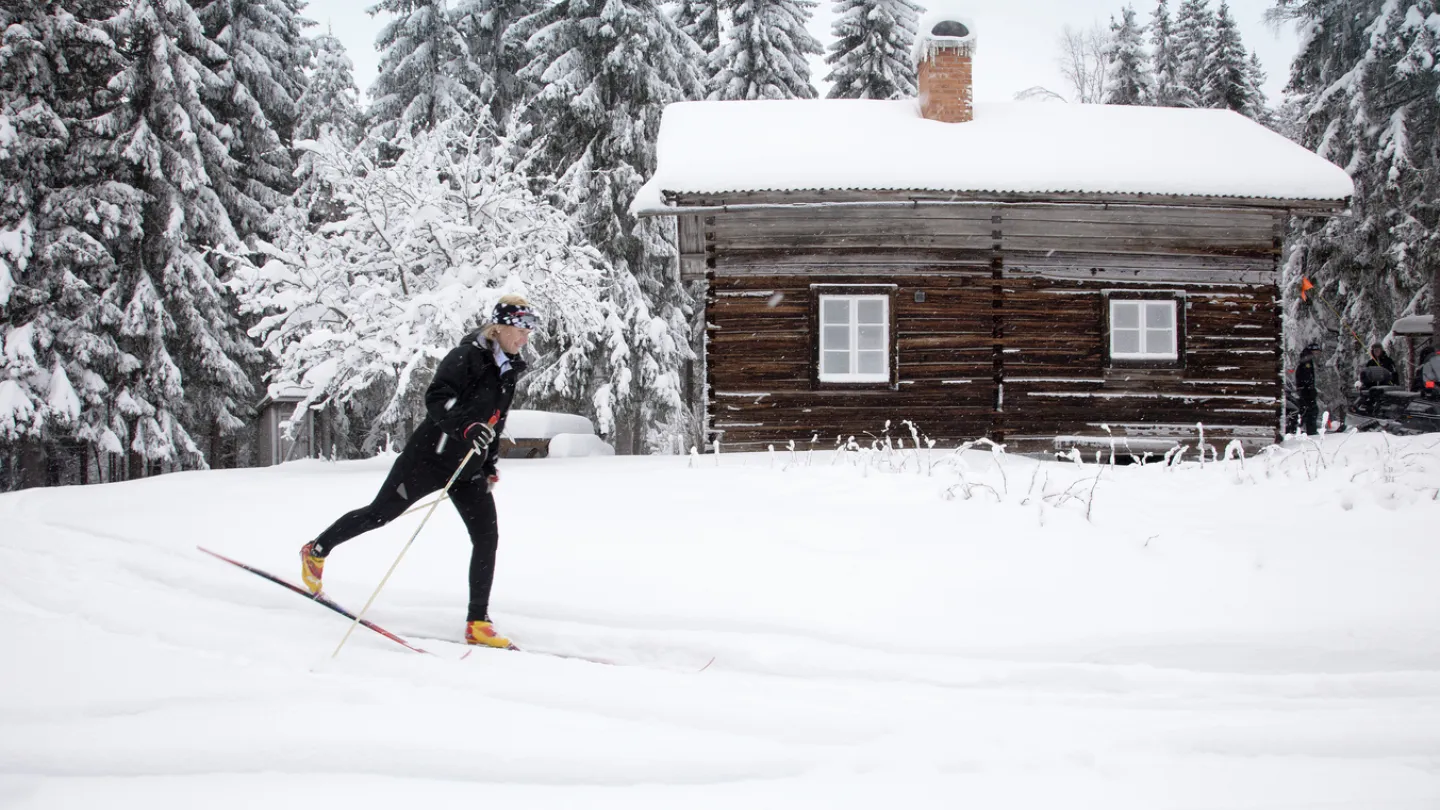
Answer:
[298, 295, 538, 647]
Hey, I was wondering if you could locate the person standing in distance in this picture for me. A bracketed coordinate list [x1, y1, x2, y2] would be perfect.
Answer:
[1295, 343, 1320, 435]
[299, 295, 538, 647]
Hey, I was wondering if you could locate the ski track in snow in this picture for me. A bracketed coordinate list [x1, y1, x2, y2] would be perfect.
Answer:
[2, 437, 1439, 808]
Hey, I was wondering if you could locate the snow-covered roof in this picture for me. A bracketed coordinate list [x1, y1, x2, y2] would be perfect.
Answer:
[261, 383, 311, 405]
[633, 100, 1355, 213]
[1392, 314, 1434, 336]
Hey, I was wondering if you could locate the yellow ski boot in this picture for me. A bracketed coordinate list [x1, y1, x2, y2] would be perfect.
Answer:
[464, 620, 514, 649]
[299, 541, 326, 594]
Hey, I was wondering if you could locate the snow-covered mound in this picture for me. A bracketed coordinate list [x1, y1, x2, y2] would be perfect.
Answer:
[2, 433, 1438, 808]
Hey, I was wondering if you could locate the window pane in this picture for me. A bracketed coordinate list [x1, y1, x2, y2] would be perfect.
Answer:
[822, 298, 850, 326]
[1145, 326, 1175, 355]
[857, 299, 885, 324]
[823, 325, 850, 351]
[822, 351, 850, 375]
[858, 325, 884, 350]
[1145, 301, 1175, 329]
[1112, 301, 1139, 329]
[1112, 328, 1141, 355]
[858, 351, 885, 375]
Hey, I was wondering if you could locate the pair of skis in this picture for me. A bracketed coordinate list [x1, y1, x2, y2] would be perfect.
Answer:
[199, 546, 713, 670]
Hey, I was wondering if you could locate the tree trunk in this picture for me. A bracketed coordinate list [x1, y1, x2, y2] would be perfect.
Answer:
[18, 440, 47, 490]
[1431, 259, 1439, 350]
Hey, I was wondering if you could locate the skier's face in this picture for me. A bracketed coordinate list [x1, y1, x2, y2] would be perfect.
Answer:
[495, 324, 531, 354]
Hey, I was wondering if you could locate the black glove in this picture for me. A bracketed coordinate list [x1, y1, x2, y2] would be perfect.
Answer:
[463, 421, 496, 454]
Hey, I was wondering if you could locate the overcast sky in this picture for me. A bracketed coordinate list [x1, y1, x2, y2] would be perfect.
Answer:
[302, 0, 1300, 105]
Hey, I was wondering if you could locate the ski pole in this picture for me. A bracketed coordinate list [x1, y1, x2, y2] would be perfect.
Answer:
[331, 444, 479, 660]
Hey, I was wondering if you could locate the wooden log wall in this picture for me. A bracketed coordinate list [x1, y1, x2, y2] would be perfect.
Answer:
[691, 198, 1288, 453]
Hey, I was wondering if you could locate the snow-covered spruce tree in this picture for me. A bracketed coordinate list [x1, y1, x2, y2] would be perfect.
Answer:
[455, 0, 543, 122]
[0, 0, 135, 488]
[235, 124, 636, 454]
[515, 0, 708, 452]
[1170, 0, 1214, 107]
[192, 0, 311, 241]
[1274, 0, 1439, 406]
[367, 0, 488, 139]
[1244, 52, 1272, 121]
[1104, 5, 1152, 105]
[823, 0, 921, 99]
[295, 29, 361, 145]
[90, 0, 260, 475]
[294, 28, 362, 228]
[1149, 0, 1182, 105]
[1200, 2, 1266, 118]
[710, 0, 823, 99]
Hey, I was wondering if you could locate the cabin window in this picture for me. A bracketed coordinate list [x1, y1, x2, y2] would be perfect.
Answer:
[818, 294, 890, 383]
[1109, 299, 1178, 361]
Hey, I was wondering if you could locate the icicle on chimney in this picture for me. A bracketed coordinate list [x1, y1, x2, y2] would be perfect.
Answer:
[915, 8, 976, 123]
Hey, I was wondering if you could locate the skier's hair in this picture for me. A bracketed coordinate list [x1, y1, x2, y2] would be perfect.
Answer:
[481, 294, 532, 341]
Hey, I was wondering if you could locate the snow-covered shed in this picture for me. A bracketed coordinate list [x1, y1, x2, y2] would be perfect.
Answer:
[634, 6, 1353, 453]
[255, 384, 315, 466]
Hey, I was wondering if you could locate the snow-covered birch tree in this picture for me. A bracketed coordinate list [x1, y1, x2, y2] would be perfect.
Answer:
[235, 124, 637, 453]
[823, 0, 921, 99]
[1057, 22, 1111, 103]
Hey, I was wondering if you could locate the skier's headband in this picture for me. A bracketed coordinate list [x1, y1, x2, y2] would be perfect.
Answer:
[493, 302, 539, 331]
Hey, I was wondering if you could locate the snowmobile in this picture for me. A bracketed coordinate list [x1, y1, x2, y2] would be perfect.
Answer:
[1343, 370, 1440, 435]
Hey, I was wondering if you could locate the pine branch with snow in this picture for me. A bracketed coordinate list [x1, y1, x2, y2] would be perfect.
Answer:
[673, 0, 724, 61]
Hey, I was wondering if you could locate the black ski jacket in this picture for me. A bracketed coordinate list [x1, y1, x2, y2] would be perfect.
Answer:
[412, 331, 526, 480]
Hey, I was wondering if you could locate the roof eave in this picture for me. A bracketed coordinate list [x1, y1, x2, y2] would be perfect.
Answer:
[634, 188, 1352, 218]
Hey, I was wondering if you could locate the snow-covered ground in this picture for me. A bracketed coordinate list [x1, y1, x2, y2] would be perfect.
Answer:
[2, 433, 1439, 809]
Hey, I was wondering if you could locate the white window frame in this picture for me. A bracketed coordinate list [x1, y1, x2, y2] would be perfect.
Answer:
[1109, 298, 1178, 361]
[818, 294, 890, 383]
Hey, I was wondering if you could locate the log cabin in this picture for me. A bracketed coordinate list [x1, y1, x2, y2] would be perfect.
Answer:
[633, 9, 1354, 455]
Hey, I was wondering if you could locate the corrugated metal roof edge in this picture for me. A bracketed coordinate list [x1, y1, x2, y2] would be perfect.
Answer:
[655, 185, 1351, 203]
[633, 186, 1351, 218]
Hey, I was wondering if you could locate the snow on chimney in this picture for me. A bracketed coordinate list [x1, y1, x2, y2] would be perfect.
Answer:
[914, 6, 976, 124]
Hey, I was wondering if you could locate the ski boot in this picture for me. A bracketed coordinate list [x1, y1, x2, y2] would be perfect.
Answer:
[299, 541, 326, 594]
[464, 620, 514, 649]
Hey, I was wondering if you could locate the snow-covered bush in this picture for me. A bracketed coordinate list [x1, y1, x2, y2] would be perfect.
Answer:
[233, 123, 639, 453]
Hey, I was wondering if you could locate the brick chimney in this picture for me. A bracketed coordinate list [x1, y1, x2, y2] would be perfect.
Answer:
[916, 15, 976, 123]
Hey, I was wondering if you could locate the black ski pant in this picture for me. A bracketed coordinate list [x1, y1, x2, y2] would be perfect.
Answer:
[310, 447, 499, 623]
